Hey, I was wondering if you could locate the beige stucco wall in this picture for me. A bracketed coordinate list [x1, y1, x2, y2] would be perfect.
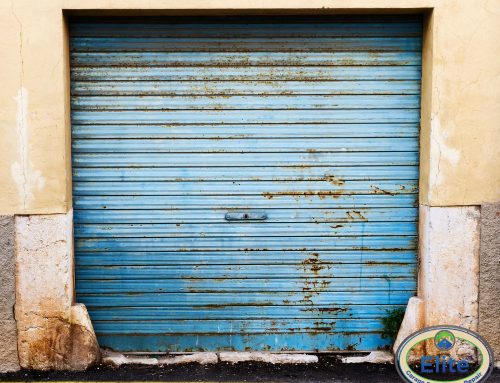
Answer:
[0, 0, 499, 215]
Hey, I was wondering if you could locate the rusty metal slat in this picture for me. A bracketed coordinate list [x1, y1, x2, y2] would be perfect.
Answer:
[85, 304, 408, 320]
[74, 221, 417, 238]
[73, 194, 418, 209]
[73, 152, 419, 167]
[70, 51, 422, 67]
[72, 179, 417, 196]
[72, 166, 419, 181]
[71, 109, 420, 124]
[94, 332, 397, 352]
[76, 278, 416, 293]
[75, 250, 417, 267]
[72, 94, 420, 110]
[75, 236, 417, 251]
[71, 65, 421, 81]
[72, 81, 421, 96]
[76, 263, 416, 278]
[73, 208, 418, 223]
[89, 319, 391, 334]
[70, 36, 422, 53]
[71, 137, 419, 153]
[77, 290, 415, 306]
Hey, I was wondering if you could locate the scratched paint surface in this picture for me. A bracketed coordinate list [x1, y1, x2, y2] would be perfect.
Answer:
[70, 16, 421, 352]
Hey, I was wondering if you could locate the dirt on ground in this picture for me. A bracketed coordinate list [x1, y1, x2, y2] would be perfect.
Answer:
[1, 356, 499, 383]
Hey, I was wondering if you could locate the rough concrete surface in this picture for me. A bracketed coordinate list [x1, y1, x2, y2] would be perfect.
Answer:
[479, 203, 500, 358]
[102, 351, 160, 367]
[0, 215, 20, 372]
[219, 352, 318, 364]
[0, 216, 16, 320]
[69, 304, 101, 370]
[393, 297, 424, 355]
[341, 351, 393, 364]
[102, 351, 219, 367]
[15, 213, 99, 370]
[159, 353, 218, 366]
[419, 205, 480, 329]
[103, 352, 318, 367]
[0, 319, 20, 373]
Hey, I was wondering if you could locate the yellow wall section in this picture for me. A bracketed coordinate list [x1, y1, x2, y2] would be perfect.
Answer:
[0, 0, 499, 214]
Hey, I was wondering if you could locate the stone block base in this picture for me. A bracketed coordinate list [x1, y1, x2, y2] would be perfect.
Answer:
[0, 320, 20, 372]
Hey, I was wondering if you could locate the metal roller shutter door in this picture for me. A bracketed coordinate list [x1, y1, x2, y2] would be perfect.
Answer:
[70, 16, 421, 352]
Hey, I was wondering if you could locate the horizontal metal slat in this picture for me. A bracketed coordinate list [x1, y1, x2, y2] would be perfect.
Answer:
[77, 290, 415, 306]
[75, 236, 416, 251]
[71, 109, 420, 124]
[70, 37, 422, 52]
[89, 319, 389, 334]
[72, 179, 417, 196]
[73, 194, 418, 209]
[70, 22, 422, 38]
[71, 124, 420, 139]
[72, 94, 420, 110]
[76, 263, 415, 279]
[73, 208, 418, 224]
[72, 166, 419, 182]
[93, 332, 393, 352]
[74, 221, 417, 238]
[71, 66, 421, 81]
[71, 51, 421, 67]
[72, 152, 418, 167]
[75, 250, 417, 265]
[76, 278, 416, 293]
[85, 304, 406, 320]
[72, 138, 419, 153]
[72, 80, 421, 96]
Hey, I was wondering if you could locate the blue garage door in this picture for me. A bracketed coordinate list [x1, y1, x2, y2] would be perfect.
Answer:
[70, 17, 421, 352]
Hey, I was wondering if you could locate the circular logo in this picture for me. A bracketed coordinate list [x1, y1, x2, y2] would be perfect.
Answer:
[434, 329, 456, 351]
[395, 325, 494, 383]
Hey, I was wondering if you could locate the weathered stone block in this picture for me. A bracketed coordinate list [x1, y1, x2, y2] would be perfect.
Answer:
[393, 297, 425, 355]
[419, 205, 480, 329]
[68, 304, 100, 371]
[0, 216, 16, 320]
[0, 215, 20, 372]
[0, 320, 20, 372]
[15, 214, 73, 319]
[479, 204, 500, 358]
[15, 212, 99, 370]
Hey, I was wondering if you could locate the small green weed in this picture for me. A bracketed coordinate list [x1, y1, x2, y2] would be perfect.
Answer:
[381, 307, 406, 342]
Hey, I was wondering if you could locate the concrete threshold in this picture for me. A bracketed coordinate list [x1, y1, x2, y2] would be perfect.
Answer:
[102, 350, 319, 367]
[102, 349, 393, 367]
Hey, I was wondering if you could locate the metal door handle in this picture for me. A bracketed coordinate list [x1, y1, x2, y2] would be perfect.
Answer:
[225, 212, 268, 221]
